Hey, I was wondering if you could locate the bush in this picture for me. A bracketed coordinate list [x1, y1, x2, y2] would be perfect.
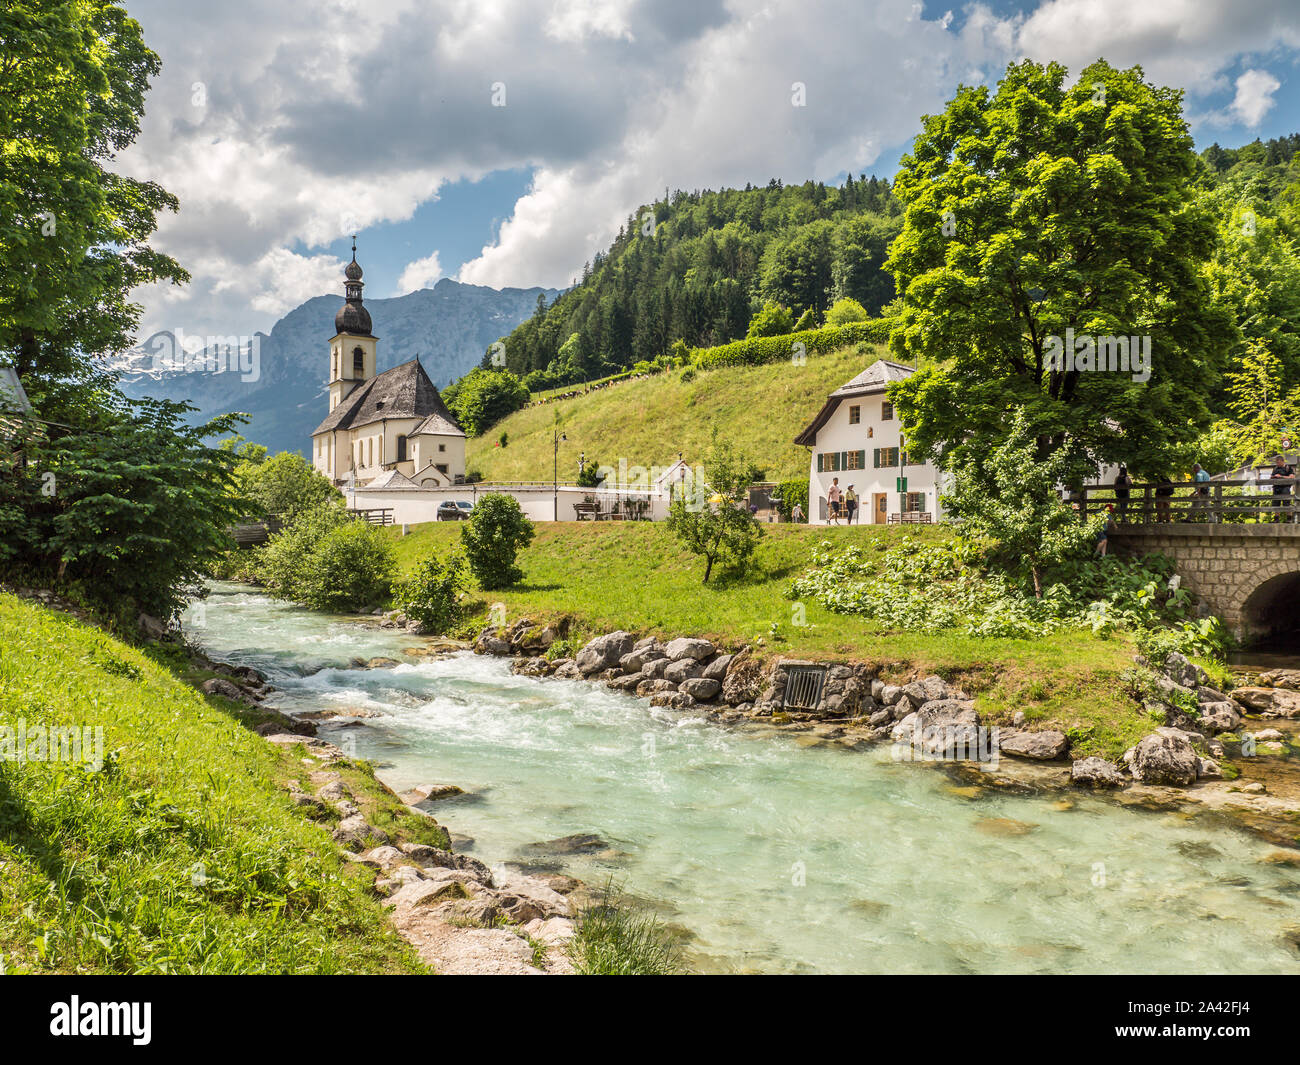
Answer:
[395, 552, 468, 634]
[826, 297, 868, 326]
[774, 477, 809, 522]
[745, 301, 794, 338]
[792, 308, 817, 331]
[255, 504, 396, 612]
[230, 445, 341, 522]
[460, 493, 535, 590]
[443, 367, 530, 436]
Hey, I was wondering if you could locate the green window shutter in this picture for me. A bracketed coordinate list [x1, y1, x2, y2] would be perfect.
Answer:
[840, 452, 846, 471]
[873, 448, 880, 468]
[856, 449, 865, 470]
[816, 453, 823, 473]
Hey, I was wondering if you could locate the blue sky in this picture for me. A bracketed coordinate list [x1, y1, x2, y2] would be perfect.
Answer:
[116, 0, 1300, 341]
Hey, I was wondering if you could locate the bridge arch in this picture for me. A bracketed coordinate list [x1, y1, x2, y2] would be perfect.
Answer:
[1239, 565, 1300, 643]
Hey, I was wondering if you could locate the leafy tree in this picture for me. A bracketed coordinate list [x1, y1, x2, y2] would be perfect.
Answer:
[459, 493, 535, 589]
[745, 301, 794, 338]
[1211, 338, 1300, 466]
[759, 220, 835, 313]
[667, 436, 763, 583]
[394, 551, 468, 634]
[229, 445, 341, 522]
[825, 297, 868, 327]
[12, 400, 247, 622]
[885, 59, 1235, 478]
[942, 409, 1094, 598]
[0, 0, 186, 425]
[443, 367, 529, 436]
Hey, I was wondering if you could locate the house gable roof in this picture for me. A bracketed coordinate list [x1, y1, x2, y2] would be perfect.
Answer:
[793, 359, 915, 446]
[312, 359, 463, 437]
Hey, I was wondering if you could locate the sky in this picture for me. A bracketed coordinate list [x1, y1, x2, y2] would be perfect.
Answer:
[116, 0, 1300, 342]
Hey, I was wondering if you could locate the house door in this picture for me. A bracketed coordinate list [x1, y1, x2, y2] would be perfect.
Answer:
[873, 493, 887, 524]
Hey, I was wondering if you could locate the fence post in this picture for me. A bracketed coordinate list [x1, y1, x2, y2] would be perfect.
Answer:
[1142, 485, 1151, 524]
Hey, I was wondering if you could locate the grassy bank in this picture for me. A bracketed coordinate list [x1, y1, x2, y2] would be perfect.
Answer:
[0, 594, 434, 974]
[466, 344, 876, 483]
[386, 521, 1157, 759]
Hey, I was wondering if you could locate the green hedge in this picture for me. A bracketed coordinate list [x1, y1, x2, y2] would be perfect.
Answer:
[691, 319, 892, 370]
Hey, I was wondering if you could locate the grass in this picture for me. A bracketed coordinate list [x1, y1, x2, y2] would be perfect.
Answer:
[467, 344, 878, 484]
[386, 520, 1158, 759]
[567, 883, 683, 975]
[0, 593, 436, 974]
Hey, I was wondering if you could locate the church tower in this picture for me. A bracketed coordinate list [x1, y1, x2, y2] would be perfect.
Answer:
[328, 238, 378, 411]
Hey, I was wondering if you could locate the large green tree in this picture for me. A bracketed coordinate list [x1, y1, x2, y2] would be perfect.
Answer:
[885, 59, 1235, 478]
[0, 0, 186, 422]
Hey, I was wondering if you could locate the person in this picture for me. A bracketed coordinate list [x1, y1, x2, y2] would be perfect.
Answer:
[827, 477, 842, 524]
[1268, 453, 1295, 522]
[791, 502, 805, 523]
[1154, 474, 1175, 523]
[845, 484, 858, 524]
[1187, 463, 1214, 522]
[1113, 466, 1131, 519]
[1095, 505, 1117, 556]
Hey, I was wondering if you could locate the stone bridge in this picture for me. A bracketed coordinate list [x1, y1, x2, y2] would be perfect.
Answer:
[1111, 524, 1300, 641]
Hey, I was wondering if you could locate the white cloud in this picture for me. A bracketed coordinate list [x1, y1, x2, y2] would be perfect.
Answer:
[396, 251, 445, 295]
[1230, 68, 1282, 126]
[114, 0, 1300, 335]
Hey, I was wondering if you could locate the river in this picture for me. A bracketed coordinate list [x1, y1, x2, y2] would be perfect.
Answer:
[186, 582, 1300, 974]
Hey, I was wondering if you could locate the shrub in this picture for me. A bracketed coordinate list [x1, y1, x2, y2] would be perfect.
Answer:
[395, 552, 469, 634]
[826, 297, 868, 326]
[774, 477, 809, 521]
[792, 308, 817, 331]
[443, 367, 530, 436]
[745, 301, 794, 338]
[255, 504, 395, 612]
[460, 493, 535, 590]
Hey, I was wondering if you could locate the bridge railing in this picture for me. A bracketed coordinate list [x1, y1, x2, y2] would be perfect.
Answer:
[1071, 479, 1298, 525]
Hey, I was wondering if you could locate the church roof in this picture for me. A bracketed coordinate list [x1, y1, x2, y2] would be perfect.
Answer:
[363, 469, 421, 490]
[312, 359, 463, 436]
[793, 359, 915, 446]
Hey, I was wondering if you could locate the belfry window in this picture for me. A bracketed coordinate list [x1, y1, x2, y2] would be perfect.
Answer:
[353, 347, 365, 374]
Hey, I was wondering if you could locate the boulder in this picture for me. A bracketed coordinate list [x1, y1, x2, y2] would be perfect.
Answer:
[1163, 652, 1210, 690]
[880, 684, 903, 706]
[399, 782, 464, 804]
[1130, 728, 1199, 786]
[911, 699, 981, 758]
[1197, 701, 1241, 734]
[201, 677, 255, 705]
[398, 844, 493, 885]
[1230, 687, 1300, 718]
[665, 637, 715, 661]
[474, 630, 512, 656]
[679, 677, 722, 701]
[332, 814, 390, 849]
[636, 678, 677, 697]
[358, 845, 407, 869]
[633, 635, 666, 654]
[867, 709, 891, 727]
[575, 631, 636, 675]
[606, 674, 643, 692]
[1196, 756, 1224, 780]
[664, 658, 704, 684]
[902, 675, 952, 705]
[999, 729, 1069, 761]
[551, 660, 581, 680]
[702, 654, 734, 681]
[1071, 757, 1127, 788]
[1258, 668, 1300, 692]
[650, 691, 697, 710]
[492, 871, 571, 923]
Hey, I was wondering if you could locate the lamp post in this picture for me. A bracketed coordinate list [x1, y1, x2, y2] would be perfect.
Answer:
[553, 427, 567, 521]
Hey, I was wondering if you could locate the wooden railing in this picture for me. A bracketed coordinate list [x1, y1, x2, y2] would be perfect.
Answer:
[1072, 479, 1297, 525]
[350, 508, 394, 526]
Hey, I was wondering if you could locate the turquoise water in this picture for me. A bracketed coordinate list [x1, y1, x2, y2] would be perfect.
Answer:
[188, 583, 1300, 974]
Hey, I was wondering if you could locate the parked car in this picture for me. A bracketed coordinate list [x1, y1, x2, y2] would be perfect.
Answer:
[437, 500, 474, 521]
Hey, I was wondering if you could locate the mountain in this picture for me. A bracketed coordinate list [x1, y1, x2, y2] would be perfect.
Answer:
[494, 175, 903, 391]
[119, 278, 561, 455]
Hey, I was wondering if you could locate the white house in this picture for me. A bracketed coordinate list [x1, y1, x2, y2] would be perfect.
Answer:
[794, 360, 944, 525]
[311, 243, 466, 488]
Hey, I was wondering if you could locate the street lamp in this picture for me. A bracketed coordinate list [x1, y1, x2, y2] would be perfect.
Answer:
[553, 427, 567, 521]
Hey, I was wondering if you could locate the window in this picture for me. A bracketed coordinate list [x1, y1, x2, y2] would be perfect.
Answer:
[818, 451, 865, 472]
[845, 449, 865, 470]
[396, 435, 407, 462]
[881, 401, 894, 420]
[873, 447, 899, 468]
[438, 443, 446, 452]
[848, 405, 860, 425]
[436, 463, 448, 475]
[353, 346, 365, 374]
[904, 492, 926, 513]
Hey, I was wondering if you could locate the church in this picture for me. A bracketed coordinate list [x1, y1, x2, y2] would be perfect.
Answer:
[311, 243, 466, 489]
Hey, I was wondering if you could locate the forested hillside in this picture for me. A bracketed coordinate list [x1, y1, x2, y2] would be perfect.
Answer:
[494, 176, 902, 389]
